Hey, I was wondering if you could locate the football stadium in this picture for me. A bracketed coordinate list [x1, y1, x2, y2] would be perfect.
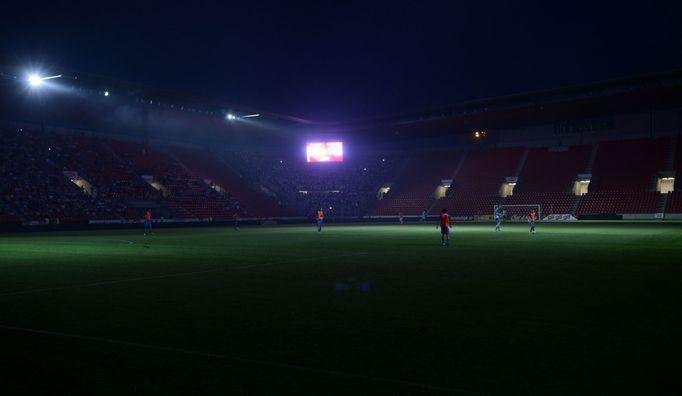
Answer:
[2, 3, 682, 395]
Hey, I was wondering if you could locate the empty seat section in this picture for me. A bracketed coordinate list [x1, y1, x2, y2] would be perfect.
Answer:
[174, 148, 290, 217]
[503, 145, 591, 216]
[576, 138, 669, 215]
[433, 147, 524, 217]
[372, 151, 463, 216]
[666, 191, 682, 213]
[108, 141, 239, 219]
[665, 139, 682, 213]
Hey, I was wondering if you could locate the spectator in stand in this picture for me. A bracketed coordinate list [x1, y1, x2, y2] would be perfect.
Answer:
[225, 150, 400, 218]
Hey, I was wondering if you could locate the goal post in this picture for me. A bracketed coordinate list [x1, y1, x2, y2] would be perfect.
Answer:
[494, 204, 542, 221]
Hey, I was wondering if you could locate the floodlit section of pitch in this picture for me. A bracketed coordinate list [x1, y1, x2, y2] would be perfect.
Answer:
[1, 222, 681, 394]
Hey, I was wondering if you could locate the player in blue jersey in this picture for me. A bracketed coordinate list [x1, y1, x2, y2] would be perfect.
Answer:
[495, 211, 502, 232]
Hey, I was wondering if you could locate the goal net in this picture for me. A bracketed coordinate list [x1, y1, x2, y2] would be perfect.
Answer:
[494, 204, 541, 221]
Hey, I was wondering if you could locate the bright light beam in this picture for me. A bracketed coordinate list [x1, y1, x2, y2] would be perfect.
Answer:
[242, 113, 260, 118]
[27, 74, 63, 87]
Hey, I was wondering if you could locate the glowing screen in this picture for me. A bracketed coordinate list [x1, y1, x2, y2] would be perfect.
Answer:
[306, 142, 343, 163]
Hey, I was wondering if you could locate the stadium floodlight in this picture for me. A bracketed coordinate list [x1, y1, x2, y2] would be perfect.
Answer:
[226, 113, 237, 120]
[104, 91, 110, 97]
[242, 113, 260, 118]
[27, 74, 63, 87]
[28, 75, 43, 86]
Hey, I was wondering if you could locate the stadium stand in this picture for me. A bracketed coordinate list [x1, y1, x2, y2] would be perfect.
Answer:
[1, 124, 680, 224]
[514, 145, 592, 192]
[578, 190, 661, 215]
[106, 140, 243, 219]
[372, 151, 464, 216]
[0, 203, 19, 224]
[665, 138, 682, 213]
[0, 128, 287, 223]
[228, 151, 398, 218]
[0, 129, 113, 223]
[47, 133, 160, 219]
[502, 145, 591, 217]
[432, 147, 524, 217]
[666, 191, 682, 213]
[576, 138, 669, 215]
[587, 138, 668, 191]
[173, 147, 290, 217]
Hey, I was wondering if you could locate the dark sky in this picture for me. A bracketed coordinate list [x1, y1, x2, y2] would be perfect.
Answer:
[2, 1, 681, 122]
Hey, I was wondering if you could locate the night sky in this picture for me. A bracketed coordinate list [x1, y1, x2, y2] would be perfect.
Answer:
[1, 1, 681, 122]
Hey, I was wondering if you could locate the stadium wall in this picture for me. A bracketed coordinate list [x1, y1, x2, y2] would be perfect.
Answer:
[355, 107, 681, 154]
[490, 108, 681, 149]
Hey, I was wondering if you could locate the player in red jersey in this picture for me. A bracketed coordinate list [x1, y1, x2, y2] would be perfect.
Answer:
[438, 208, 450, 246]
[316, 208, 324, 232]
[144, 209, 153, 235]
[527, 209, 537, 234]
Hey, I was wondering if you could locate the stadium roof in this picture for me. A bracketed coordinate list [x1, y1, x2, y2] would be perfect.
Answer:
[331, 69, 682, 127]
[330, 69, 682, 140]
[2, 54, 682, 142]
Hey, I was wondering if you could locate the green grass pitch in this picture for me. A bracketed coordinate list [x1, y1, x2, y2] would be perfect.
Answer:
[1, 222, 681, 395]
